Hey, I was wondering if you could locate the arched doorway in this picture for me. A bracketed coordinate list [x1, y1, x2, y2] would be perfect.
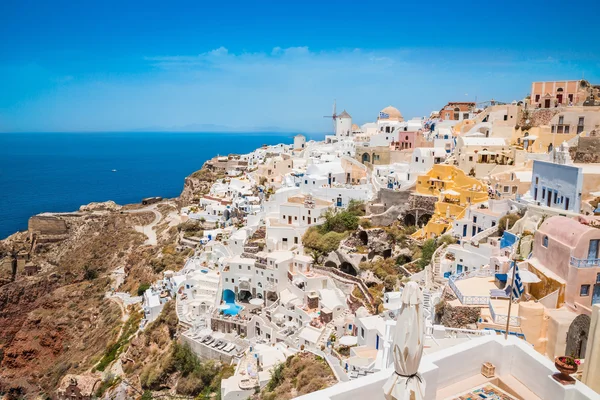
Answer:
[404, 213, 416, 226]
[362, 153, 370, 163]
[418, 213, 432, 226]
[358, 231, 368, 246]
[340, 262, 357, 276]
[324, 261, 338, 269]
[566, 314, 591, 359]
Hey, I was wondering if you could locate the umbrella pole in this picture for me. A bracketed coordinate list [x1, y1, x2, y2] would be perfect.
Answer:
[504, 256, 517, 340]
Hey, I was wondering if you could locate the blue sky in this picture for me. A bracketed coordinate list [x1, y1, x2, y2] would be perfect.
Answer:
[1, 0, 599, 133]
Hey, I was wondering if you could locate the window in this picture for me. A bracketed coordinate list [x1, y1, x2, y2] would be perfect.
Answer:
[415, 157, 419, 162]
[535, 94, 540, 102]
[225, 278, 229, 282]
[597, 273, 600, 284]
[589, 239, 600, 259]
[578, 117, 585, 134]
[535, 177, 539, 184]
[558, 116, 564, 125]
[581, 285, 591, 296]
[468, 156, 473, 162]
[543, 235, 548, 248]
[232, 279, 235, 283]
[564, 125, 570, 134]
[473, 216, 477, 223]
[503, 186, 509, 193]
[542, 188, 546, 199]
[503, 115, 508, 121]
[294, 237, 298, 244]
[248, 265, 251, 270]
[360, 327, 365, 338]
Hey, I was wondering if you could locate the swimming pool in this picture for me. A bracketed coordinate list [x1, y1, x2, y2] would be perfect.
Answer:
[221, 289, 243, 316]
[222, 303, 243, 316]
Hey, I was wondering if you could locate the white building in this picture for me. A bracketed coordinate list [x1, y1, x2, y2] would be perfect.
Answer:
[452, 199, 511, 240]
[336, 110, 353, 137]
[527, 143, 583, 212]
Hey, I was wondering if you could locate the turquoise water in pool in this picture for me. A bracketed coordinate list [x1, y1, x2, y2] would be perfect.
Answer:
[222, 303, 243, 316]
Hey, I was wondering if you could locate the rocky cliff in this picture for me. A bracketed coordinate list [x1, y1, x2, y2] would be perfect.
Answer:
[0, 205, 176, 398]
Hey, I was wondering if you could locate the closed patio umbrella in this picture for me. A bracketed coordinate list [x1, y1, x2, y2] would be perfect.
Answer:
[382, 281, 425, 400]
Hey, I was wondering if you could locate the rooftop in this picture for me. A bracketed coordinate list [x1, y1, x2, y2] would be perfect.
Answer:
[294, 335, 600, 400]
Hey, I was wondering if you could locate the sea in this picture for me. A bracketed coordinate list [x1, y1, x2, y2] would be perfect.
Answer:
[0, 131, 323, 239]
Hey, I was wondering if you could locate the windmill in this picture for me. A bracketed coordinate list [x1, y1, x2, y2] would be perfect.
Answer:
[323, 100, 338, 135]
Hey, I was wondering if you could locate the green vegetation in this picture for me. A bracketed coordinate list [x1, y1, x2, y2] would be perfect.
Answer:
[178, 219, 204, 238]
[150, 246, 193, 274]
[498, 213, 521, 236]
[302, 202, 366, 262]
[95, 374, 121, 398]
[137, 283, 150, 296]
[319, 209, 359, 233]
[416, 234, 456, 271]
[260, 353, 335, 400]
[346, 199, 366, 217]
[359, 218, 372, 229]
[95, 310, 143, 372]
[144, 300, 178, 340]
[83, 265, 98, 280]
[140, 391, 152, 400]
[303, 228, 347, 263]
[359, 258, 399, 283]
[384, 223, 417, 247]
[417, 239, 438, 271]
[139, 342, 234, 398]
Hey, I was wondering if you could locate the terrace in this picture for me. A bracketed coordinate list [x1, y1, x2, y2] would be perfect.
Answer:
[295, 335, 599, 400]
[448, 269, 496, 306]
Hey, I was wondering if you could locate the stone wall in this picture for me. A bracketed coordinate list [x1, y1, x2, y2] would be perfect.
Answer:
[518, 107, 561, 129]
[409, 193, 437, 211]
[28, 216, 68, 236]
[373, 188, 411, 210]
[570, 137, 600, 163]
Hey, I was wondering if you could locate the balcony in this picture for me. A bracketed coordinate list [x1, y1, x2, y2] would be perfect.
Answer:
[570, 256, 600, 268]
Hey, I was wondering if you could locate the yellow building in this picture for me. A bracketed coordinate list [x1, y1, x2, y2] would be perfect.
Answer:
[413, 165, 489, 239]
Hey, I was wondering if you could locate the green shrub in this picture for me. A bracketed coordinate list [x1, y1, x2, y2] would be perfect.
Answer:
[83, 265, 98, 280]
[498, 213, 520, 236]
[417, 239, 438, 271]
[137, 283, 151, 296]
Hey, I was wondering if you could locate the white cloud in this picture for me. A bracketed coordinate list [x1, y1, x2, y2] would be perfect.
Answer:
[2, 47, 600, 132]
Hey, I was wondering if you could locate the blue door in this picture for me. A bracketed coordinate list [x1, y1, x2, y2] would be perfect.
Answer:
[457, 264, 463, 274]
[337, 197, 342, 207]
[593, 284, 600, 305]
[375, 334, 380, 350]
[462, 225, 467, 237]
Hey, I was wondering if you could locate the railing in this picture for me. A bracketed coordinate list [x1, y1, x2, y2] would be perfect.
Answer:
[488, 298, 521, 327]
[570, 256, 600, 268]
[448, 269, 495, 305]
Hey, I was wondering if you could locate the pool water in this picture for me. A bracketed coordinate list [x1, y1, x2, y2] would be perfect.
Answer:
[222, 303, 243, 316]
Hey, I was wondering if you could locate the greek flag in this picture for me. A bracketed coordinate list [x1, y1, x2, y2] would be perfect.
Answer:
[379, 112, 389, 119]
[512, 263, 525, 299]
